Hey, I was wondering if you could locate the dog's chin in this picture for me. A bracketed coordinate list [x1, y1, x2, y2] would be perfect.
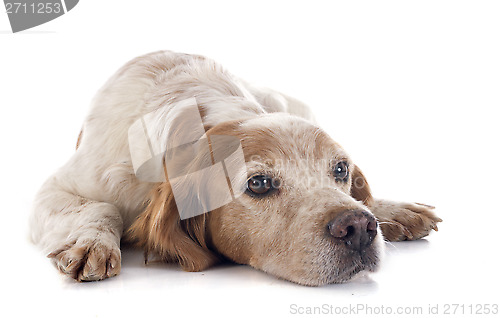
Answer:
[286, 262, 378, 287]
[326, 232, 386, 285]
[326, 244, 383, 285]
[287, 244, 383, 287]
[320, 260, 379, 286]
[329, 260, 379, 284]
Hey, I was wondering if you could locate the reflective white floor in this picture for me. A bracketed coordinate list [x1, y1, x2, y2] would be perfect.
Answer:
[5, 206, 498, 318]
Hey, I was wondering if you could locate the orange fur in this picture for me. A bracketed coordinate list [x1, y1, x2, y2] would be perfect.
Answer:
[350, 165, 373, 206]
[125, 167, 219, 271]
[76, 128, 83, 150]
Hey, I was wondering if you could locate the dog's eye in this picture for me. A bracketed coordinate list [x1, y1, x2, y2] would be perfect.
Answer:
[333, 161, 349, 182]
[247, 175, 273, 195]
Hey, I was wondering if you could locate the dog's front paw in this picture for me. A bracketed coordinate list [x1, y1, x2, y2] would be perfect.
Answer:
[48, 237, 121, 282]
[370, 200, 442, 241]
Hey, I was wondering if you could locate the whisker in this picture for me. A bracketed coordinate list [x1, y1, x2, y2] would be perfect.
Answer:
[377, 221, 394, 225]
[385, 241, 396, 248]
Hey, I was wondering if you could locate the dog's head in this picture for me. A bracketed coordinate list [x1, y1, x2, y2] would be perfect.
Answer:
[127, 113, 384, 286]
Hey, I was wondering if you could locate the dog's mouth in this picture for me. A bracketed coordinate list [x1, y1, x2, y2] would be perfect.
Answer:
[334, 260, 377, 283]
[333, 265, 367, 283]
[291, 245, 382, 286]
[328, 247, 381, 284]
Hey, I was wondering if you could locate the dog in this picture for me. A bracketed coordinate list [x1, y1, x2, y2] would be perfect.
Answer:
[30, 50, 441, 286]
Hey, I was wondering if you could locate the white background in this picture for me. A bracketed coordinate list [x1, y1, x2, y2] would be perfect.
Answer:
[1, 1, 499, 317]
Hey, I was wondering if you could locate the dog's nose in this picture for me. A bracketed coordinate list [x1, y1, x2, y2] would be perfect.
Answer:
[327, 210, 378, 252]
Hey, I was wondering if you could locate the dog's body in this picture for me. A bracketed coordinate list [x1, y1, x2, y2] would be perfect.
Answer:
[30, 51, 441, 286]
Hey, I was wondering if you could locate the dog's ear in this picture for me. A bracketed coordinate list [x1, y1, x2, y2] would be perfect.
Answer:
[350, 165, 374, 206]
[126, 180, 219, 271]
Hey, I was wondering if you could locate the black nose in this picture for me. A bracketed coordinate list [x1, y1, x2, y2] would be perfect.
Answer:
[327, 210, 378, 252]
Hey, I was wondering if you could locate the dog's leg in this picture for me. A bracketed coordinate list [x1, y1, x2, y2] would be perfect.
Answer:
[30, 176, 123, 281]
[368, 199, 442, 241]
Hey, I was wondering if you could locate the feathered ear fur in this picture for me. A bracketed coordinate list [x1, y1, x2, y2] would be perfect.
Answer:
[126, 179, 219, 272]
[350, 165, 374, 206]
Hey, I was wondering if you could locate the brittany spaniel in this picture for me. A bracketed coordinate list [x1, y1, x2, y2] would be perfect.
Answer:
[30, 51, 441, 286]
